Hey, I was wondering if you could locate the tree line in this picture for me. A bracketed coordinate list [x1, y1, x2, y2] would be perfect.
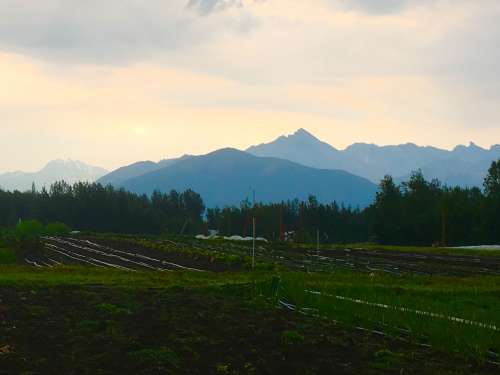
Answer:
[0, 182, 205, 235]
[207, 197, 367, 244]
[367, 164, 500, 246]
[0, 160, 499, 246]
[208, 160, 500, 246]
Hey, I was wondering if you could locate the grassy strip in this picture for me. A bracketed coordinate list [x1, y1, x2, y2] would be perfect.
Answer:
[335, 243, 500, 258]
[268, 240, 500, 258]
[268, 271, 500, 360]
[0, 266, 269, 288]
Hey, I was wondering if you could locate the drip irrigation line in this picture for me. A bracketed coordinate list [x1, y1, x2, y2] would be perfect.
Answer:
[24, 258, 42, 268]
[40, 237, 208, 272]
[68, 238, 207, 272]
[276, 292, 499, 366]
[305, 290, 499, 332]
[44, 243, 133, 271]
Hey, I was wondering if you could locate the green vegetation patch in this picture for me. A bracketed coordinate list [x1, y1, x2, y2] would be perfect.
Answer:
[272, 271, 500, 360]
[336, 243, 500, 258]
[0, 246, 16, 264]
[0, 279, 493, 374]
[0, 266, 267, 288]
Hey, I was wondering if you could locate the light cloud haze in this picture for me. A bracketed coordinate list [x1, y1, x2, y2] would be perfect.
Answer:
[1, 0, 499, 172]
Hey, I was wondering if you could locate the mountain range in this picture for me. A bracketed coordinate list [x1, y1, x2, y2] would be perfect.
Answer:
[4, 129, 499, 207]
[117, 148, 378, 208]
[0, 160, 108, 192]
[95, 128, 499, 207]
[247, 129, 500, 187]
[97, 155, 192, 187]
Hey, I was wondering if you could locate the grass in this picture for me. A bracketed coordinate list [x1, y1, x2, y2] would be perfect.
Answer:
[339, 243, 500, 258]
[0, 243, 15, 264]
[55, 234, 499, 360]
[268, 271, 500, 361]
[0, 265, 267, 288]
[1, 231, 499, 372]
[1, 265, 498, 362]
[270, 240, 500, 258]
[0, 267, 496, 374]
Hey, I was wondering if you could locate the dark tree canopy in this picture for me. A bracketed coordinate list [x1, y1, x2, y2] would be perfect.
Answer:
[1, 159, 500, 246]
[0, 182, 205, 235]
[484, 160, 500, 197]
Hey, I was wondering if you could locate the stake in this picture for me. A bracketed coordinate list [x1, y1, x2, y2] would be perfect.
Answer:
[317, 228, 320, 254]
[252, 189, 256, 269]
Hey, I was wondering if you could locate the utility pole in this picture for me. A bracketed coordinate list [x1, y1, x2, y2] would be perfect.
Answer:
[252, 189, 256, 269]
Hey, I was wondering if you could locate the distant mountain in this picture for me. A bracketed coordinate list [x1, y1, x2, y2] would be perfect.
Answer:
[247, 128, 341, 170]
[0, 160, 108, 192]
[397, 145, 500, 187]
[119, 148, 377, 208]
[97, 155, 191, 186]
[247, 129, 500, 187]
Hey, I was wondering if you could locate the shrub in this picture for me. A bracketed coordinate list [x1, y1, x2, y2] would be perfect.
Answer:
[16, 220, 44, 243]
[15, 220, 44, 260]
[45, 222, 71, 236]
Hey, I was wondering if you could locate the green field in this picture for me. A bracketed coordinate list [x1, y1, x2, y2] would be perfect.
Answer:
[272, 272, 500, 359]
[0, 234, 499, 374]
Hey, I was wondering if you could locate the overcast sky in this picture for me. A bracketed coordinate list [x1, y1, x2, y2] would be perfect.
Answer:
[1, 0, 500, 172]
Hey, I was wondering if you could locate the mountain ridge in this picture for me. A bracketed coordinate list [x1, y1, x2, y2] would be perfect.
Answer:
[97, 155, 192, 187]
[246, 129, 500, 187]
[119, 148, 378, 208]
[0, 159, 108, 192]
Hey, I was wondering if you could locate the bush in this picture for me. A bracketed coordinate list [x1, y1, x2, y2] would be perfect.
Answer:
[45, 222, 71, 236]
[15, 220, 44, 260]
[16, 220, 44, 242]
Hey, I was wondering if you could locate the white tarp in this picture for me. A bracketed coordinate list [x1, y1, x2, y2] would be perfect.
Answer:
[195, 234, 268, 242]
[450, 245, 500, 251]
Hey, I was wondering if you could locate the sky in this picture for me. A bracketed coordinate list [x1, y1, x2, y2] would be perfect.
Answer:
[1, 0, 500, 172]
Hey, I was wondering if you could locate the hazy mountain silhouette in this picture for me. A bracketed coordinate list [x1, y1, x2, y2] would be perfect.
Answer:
[96, 129, 500, 206]
[397, 144, 500, 186]
[0, 160, 108, 192]
[97, 155, 192, 186]
[247, 129, 500, 187]
[247, 128, 341, 170]
[119, 148, 377, 208]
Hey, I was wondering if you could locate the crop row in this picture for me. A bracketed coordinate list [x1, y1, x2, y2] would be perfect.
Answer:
[253, 272, 500, 363]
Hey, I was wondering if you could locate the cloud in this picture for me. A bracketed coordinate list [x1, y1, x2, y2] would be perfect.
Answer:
[0, 0, 254, 64]
[425, 1, 500, 128]
[1, 0, 500, 173]
[336, 0, 435, 14]
[187, 0, 243, 15]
